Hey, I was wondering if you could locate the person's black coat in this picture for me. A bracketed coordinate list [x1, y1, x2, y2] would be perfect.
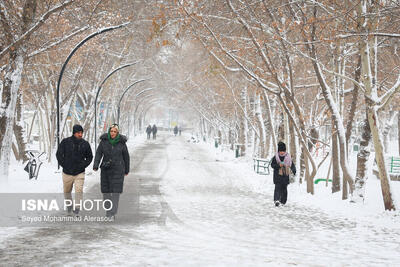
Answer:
[152, 125, 157, 134]
[56, 135, 93, 176]
[270, 155, 296, 185]
[93, 133, 130, 193]
[146, 125, 152, 134]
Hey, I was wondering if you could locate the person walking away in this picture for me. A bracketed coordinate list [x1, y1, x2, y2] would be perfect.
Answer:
[146, 124, 152, 140]
[173, 126, 178, 136]
[56, 124, 93, 215]
[270, 142, 296, 206]
[152, 124, 158, 140]
[179, 126, 182, 136]
[93, 124, 130, 218]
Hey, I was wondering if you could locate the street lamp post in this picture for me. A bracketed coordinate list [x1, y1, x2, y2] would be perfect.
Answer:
[94, 62, 139, 149]
[56, 23, 130, 158]
[117, 79, 147, 125]
[132, 94, 158, 135]
[118, 86, 154, 127]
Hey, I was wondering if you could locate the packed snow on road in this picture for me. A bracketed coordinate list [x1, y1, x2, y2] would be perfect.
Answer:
[0, 133, 399, 266]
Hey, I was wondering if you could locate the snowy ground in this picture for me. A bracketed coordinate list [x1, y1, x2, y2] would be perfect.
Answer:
[0, 132, 400, 266]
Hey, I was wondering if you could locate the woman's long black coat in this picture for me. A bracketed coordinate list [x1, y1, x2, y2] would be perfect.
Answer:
[93, 133, 130, 193]
[270, 155, 296, 185]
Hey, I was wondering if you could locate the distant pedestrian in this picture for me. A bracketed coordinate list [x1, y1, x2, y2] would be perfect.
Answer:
[270, 142, 296, 206]
[146, 124, 152, 140]
[152, 124, 157, 140]
[93, 124, 130, 218]
[173, 126, 178, 136]
[179, 127, 182, 136]
[56, 124, 93, 215]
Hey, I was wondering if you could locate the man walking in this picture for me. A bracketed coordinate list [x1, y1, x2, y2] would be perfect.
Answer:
[56, 124, 93, 215]
[146, 124, 152, 140]
[152, 124, 158, 140]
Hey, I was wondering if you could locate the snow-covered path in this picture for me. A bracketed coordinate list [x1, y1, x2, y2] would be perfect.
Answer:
[1, 132, 400, 266]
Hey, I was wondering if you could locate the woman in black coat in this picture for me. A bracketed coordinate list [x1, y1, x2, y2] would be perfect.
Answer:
[93, 124, 130, 217]
[270, 142, 296, 206]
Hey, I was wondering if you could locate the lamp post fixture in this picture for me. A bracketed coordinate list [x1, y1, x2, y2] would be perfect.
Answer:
[94, 62, 139, 149]
[120, 88, 155, 136]
[130, 94, 159, 135]
[135, 96, 162, 132]
[117, 79, 147, 125]
[56, 22, 130, 162]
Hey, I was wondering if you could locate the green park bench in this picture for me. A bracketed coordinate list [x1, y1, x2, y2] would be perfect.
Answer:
[389, 156, 400, 181]
[317, 157, 400, 183]
[314, 178, 332, 184]
[253, 158, 271, 175]
[372, 156, 400, 181]
[389, 156, 400, 174]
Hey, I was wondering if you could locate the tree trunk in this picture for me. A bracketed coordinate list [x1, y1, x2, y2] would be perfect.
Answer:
[382, 111, 395, 153]
[332, 128, 341, 193]
[239, 87, 248, 156]
[342, 164, 348, 200]
[398, 111, 400, 156]
[354, 115, 371, 202]
[27, 110, 37, 144]
[345, 57, 361, 156]
[278, 112, 285, 141]
[304, 151, 313, 194]
[13, 94, 28, 162]
[262, 90, 276, 155]
[284, 112, 289, 146]
[249, 96, 256, 155]
[264, 119, 271, 156]
[326, 158, 332, 187]
[228, 129, 234, 150]
[368, 107, 396, 210]
[289, 119, 296, 161]
[43, 95, 53, 163]
[299, 149, 305, 184]
[39, 107, 48, 155]
[308, 127, 319, 152]
[255, 93, 266, 157]
[239, 117, 246, 156]
[0, 52, 25, 180]
[358, 0, 395, 210]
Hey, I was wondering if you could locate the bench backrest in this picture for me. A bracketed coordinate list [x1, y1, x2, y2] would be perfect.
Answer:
[389, 156, 400, 173]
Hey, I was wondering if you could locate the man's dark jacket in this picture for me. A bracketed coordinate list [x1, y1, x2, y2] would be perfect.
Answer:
[56, 135, 93, 175]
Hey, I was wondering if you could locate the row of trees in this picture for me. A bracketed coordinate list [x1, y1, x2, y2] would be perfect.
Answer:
[0, 0, 175, 178]
[162, 0, 400, 210]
